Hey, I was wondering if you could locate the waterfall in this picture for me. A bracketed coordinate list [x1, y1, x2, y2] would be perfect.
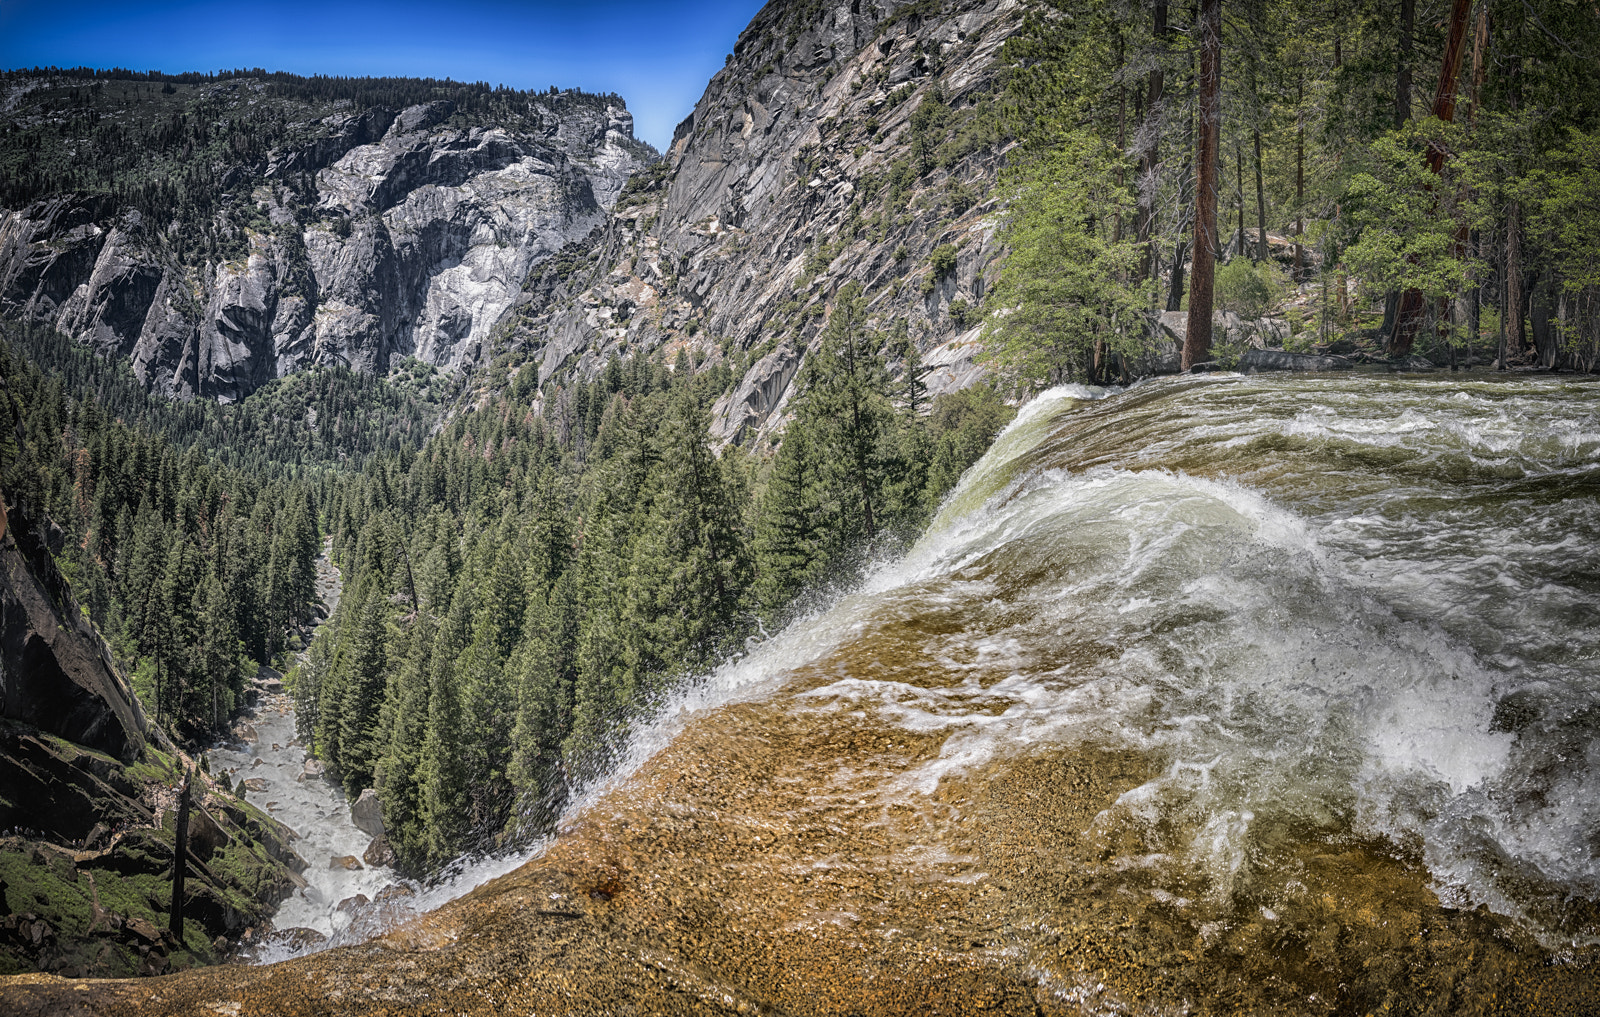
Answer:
[239, 373, 1600, 1008]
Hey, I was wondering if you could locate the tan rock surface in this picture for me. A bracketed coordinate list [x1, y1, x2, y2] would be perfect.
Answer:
[3, 631, 1595, 1015]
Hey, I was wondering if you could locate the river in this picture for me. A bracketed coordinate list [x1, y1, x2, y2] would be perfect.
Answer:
[205, 539, 530, 960]
[28, 371, 1600, 1015]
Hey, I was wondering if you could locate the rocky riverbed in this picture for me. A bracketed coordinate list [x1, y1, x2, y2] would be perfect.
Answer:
[204, 538, 406, 958]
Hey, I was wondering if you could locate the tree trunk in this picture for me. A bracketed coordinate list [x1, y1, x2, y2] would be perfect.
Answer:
[1167, 239, 1188, 313]
[1530, 271, 1558, 368]
[170, 774, 191, 937]
[1235, 140, 1245, 257]
[1495, 265, 1505, 367]
[1468, 228, 1481, 352]
[1506, 201, 1525, 357]
[1102, 31, 1127, 385]
[1387, 0, 1473, 358]
[1294, 74, 1305, 282]
[1253, 130, 1268, 262]
[1396, 0, 1414, 129]
[1382, 0, 1417, 342]
[1184, 0, 1222, 371]
[1138, 2, 1169, 285]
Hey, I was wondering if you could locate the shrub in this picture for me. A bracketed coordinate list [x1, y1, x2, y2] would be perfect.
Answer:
[948, 298, 971, 328]
[1215, 258, 1286, 319]
[930, 243, 958, 276]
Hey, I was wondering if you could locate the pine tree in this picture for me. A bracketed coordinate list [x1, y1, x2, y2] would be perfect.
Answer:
[753, 425, 830, 618]
[376, 612, 435, 869]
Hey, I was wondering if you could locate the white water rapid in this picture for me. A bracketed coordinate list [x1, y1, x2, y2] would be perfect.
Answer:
[607, 373, 1600, 952]
[246, 373, 1600, 979]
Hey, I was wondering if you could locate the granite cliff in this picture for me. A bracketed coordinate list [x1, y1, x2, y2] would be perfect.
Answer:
[504, 0, 1026, 445]
[0, 81, 654, 401]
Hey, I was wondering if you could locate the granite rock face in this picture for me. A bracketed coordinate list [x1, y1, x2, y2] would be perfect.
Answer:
[0, 501, 146, 764]
[504, 0, 1029, 444]
[0, 499, 307, 977]
[0, 97, 653, 401]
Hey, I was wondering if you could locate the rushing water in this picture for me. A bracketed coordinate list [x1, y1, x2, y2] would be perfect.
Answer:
[206, 542, 539, 962]
[880, 373, 1600, 950]
[149, 371, 1598, 1015]
[206, 691, 400, 943]
[533, 370, 1599, 1011]
[596, 373, 1600, 951]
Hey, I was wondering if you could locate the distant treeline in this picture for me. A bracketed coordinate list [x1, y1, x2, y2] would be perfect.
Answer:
[0, 330, 324, 746]
[1, 65, 624, 110]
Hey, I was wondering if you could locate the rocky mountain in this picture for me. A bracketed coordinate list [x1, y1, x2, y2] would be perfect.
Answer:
[0, 76, 655, 401]
[3, 0, 1025, 422]
[504, 0, 1026, 446]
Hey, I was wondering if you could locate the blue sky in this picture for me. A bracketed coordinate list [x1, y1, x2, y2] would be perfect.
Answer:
[0, 0, 766, 150]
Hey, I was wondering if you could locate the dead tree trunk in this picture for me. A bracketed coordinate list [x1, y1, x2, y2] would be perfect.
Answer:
[1184, 0, 1222, 371]
[169, 773, 191, 938]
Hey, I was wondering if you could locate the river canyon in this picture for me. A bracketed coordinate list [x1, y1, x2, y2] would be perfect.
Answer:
[3, 370, 1596, 1016]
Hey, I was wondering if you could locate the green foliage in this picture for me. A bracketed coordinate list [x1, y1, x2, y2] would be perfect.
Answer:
[923, 387, 1016, 508]
[1215, 259, 1287, 320]
[0, 331, 322, 745]
[1519, 126, 1600, 293]
[1341, 120, 1474, 301]
[979, 129, 1144, 383]
[930, 244, 959, 277]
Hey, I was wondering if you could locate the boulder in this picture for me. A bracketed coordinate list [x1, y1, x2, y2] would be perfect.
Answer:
[335, 893, 370, 913]
[1238, 349, 1353, 372]
[242, 778, 270, 793]
[351, 788, 385, 839]
[329, 855, 364, 871]
[363, 835, 397, 868]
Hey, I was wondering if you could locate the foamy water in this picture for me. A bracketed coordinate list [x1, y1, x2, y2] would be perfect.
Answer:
[258, 373, 1600, 960]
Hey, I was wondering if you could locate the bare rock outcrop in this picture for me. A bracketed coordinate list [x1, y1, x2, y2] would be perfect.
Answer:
[0, 501, 145, 763]
[505, 0, 1029, 443]
[0, 95, 655, 401]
